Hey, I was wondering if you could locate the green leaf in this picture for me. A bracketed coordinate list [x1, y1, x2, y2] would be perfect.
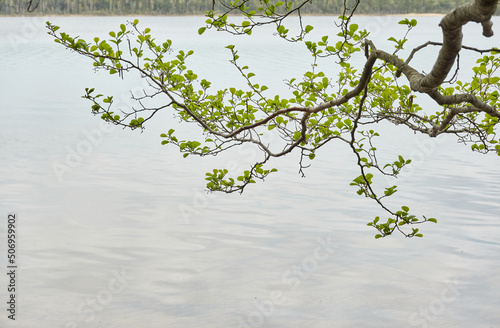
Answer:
[198, 27, 206, 35]
[305, 25, 314, 33]
[427, 218, 438, 223]
[190, 141, 201, 149]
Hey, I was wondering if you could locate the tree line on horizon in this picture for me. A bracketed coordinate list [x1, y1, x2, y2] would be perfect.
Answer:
[0, 0, 472, 16]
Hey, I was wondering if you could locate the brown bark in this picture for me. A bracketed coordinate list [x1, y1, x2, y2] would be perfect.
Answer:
[417, 0, 498, 91]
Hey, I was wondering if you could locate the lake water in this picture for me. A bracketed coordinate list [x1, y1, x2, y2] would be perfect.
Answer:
[1, 15, 499, 328]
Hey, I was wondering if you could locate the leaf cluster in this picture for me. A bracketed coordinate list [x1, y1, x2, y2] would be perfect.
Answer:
[45, 1, 500, 239]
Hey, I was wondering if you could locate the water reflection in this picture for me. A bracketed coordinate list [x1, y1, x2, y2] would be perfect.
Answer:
[1, 16, 500, 327]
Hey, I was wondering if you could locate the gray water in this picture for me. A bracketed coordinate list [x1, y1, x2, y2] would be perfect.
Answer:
[0, 15, 499, 328]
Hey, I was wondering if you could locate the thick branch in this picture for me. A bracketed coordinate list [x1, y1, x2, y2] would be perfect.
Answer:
[417, 0, 497, 91]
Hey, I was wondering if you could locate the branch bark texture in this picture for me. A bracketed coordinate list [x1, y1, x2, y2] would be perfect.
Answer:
[417, 0, 497, 91]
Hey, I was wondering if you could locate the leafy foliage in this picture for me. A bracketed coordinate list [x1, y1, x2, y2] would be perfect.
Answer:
[46, 0, 500, 238]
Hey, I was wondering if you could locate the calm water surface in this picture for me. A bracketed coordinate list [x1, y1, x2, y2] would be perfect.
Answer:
[0, 15, 499, 327]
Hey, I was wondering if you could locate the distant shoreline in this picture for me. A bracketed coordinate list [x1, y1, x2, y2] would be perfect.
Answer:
[0, 13, 447, 18]
[354, 13, 445, 17]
